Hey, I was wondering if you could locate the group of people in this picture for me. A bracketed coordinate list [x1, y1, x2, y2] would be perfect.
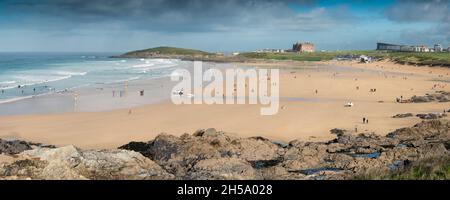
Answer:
[362, 117, 369, 124]
[432, 83, 447, 90]
[0, 85, 51, 96]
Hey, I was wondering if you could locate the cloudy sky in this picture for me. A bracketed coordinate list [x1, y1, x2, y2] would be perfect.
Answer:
[0, 0, 449, 52]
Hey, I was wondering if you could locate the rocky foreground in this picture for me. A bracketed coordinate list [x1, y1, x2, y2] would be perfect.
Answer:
[1, 120, 449, 180]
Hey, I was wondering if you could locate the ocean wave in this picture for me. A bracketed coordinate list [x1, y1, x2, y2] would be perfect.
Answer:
[54, 71, 88, 76]
[0, 95, 34, 104]
[0, 91, 54, 105]
[0, 81, 17, 84]
[11, 74, 72, 88]
[132, 63, 155, 68]
[0, 80, 17, 89]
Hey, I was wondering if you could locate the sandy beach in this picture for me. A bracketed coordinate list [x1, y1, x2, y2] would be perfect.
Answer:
[1, 60, 450, 149]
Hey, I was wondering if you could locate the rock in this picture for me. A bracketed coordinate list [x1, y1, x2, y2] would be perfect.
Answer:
[416, 113, 446, 120]
[119, 131, 282, 178]
[117, 120, 450, 179]
[148, 133, 183, 162]
[231, 137, 283, 167]
[283, 141, 329, 171]
[393, 113, 414, 118]
[330, 128, 347, 137]
[387, 120, 450, 143]
[0, 159, 48, 180]
[187, 158, 258, 180]
[0, 139, 32, 154]
[410, 91, 450, 103]
[203, 128, 219, 137]
[258, 165, 308, 180]
[118, 141, 152, 157]
[272, 140, 289, 148]
[3, 119, 450, 180]
[410, 95, 432, 103]
[0, 146, 174, 180]
[193, 129, 205, 137]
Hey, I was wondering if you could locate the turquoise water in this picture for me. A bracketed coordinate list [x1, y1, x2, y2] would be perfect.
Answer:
[0, 53, 181, 103]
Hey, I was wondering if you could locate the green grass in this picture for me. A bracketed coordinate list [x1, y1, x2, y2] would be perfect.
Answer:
[389, 158, 450, 180]
[124, 46, 212, 56]
[355, 156, 450, 180]
[240, 52, 345, 61]
[382, 52, 450, 66]
[240, 51, 450, 66]
[122, 47, 450, 66]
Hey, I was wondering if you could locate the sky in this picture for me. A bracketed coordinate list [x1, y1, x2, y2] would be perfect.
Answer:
[0, 0, 449, 53]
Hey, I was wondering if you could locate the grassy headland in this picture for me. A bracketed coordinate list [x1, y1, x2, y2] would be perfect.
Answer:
[116, 47, 450, 66]
[240, 51, 450, 66]
[118, 46, 212, 58]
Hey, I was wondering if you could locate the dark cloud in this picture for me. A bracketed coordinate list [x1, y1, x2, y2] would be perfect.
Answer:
[385, 0, 450, 45]
[385, 0, 449, 22]
[0, 0, 356, 32]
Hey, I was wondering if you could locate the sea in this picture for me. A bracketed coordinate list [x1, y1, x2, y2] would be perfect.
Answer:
[0, 52, 182, 104]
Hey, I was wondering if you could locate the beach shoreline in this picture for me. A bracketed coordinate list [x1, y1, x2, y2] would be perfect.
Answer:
[1, 59, 450, 149]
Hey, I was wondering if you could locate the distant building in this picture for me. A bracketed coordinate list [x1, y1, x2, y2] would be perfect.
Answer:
[447, 47, 450, 52]
[416, 45, 429, 52]
[400, 45, 415, 52]
[434, 44, 443, 52]
[254, 49, 285, 53]
[293, 42, 315, 53]
[255, 48, 285, 53]
[377, 42, 441, 53]
[377, 43, 402, 51]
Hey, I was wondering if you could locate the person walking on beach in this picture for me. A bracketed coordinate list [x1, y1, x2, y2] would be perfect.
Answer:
[363, 117, 366, 124]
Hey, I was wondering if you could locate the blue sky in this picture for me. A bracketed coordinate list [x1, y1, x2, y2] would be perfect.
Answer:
[0, 0, 449, 52]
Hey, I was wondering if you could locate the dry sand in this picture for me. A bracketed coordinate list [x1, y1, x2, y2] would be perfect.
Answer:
[1, 60, 450, 149]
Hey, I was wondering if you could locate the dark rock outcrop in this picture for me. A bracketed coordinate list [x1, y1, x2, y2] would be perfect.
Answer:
[119, 120, 450, 179]
[392, 113, 414, 118]
[410, 91, 450, 103]
[0, 146, 174, 180]
[120, 129, 283, 178]
[416, 113, 447, 120]
[0, 139, 32, 154]
[2, 120, 450, 180]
